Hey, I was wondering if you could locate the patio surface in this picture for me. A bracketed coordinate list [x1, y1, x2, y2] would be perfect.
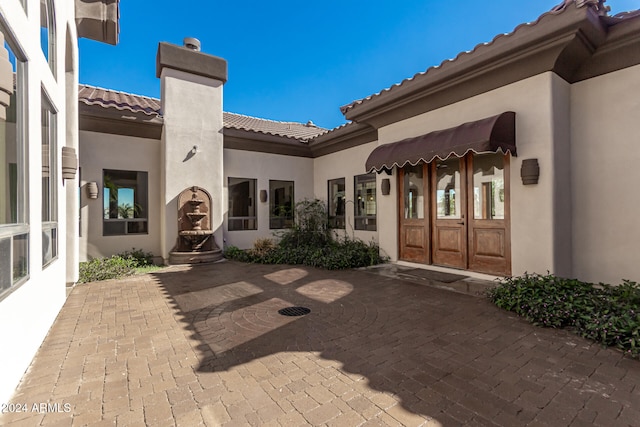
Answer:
[1, 261, 639, 426]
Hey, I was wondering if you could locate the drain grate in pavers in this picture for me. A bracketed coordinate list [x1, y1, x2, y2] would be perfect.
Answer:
[278, 306, 311, 316]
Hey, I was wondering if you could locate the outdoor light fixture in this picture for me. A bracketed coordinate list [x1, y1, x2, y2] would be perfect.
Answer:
[259, 190, 268, 203]
[191, 145, 198, 154]
[61, 147, 78, 180]
[87, 182, 99, 199]
[520, 158, 540, 185]
[381, 178, 391, 195]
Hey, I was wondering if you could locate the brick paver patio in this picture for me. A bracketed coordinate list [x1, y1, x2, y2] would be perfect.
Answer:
[1, 261, 639, 426]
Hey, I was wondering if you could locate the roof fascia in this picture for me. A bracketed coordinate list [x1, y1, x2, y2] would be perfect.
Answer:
[572, 14, 640, 81]
[344, 5, 608, 128]
[309, 122, 378, 157]
[223, 128, 313, 157]
[79, 104, 162, 139]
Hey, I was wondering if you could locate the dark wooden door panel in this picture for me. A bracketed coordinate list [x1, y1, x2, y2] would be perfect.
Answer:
[472, 227, 505, 257]
[433, 226, 465, 267]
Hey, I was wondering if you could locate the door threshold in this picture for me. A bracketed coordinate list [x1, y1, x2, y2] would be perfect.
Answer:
[395, 260, 503, 282]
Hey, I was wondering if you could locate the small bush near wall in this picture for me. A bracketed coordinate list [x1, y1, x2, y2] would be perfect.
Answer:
[79, 248, 158, 283]
[488, 273, 640, 358]
[224, 198, 387, 270]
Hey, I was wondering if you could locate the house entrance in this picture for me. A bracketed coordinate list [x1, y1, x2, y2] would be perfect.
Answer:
[399, 153, 511, 275]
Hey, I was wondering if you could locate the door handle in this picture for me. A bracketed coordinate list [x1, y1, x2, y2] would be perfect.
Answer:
[457, 221, 465, 225]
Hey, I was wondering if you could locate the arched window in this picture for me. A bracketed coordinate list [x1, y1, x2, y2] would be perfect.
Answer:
[40, 0, 56, 77]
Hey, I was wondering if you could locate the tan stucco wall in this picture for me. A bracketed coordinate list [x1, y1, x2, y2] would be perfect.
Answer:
[223, 149, 314, 249]
[571, 64, 640, 284]
[376, 72, 563, 275]
[312, 141, 380, 246]
[161, 68, 224, 261]
[78, 131, 161, 261]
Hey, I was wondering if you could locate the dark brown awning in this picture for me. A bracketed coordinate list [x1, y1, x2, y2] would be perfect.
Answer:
[365, 111, 516, 173]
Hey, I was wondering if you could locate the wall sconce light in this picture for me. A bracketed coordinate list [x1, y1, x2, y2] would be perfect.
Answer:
[191, 145, 198, 155]
[521, 159, 540, 185]
[381, 178, 391, 195]
[87, 182, 99, 199]
[259, 190, 268, 203]
[61, 147, 78, 180]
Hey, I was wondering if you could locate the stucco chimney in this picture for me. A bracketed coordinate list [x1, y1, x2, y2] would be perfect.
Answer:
[156, 42, 228, 263]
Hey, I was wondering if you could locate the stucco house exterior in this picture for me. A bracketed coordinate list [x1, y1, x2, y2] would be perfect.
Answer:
[0, 0, 118, 405]
[78, 0, 640, 286]
[2, 0, 640, 404]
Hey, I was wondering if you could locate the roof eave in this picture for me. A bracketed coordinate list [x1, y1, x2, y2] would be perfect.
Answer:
[309, 122, 378, 157]
[343, 4, 609, 128]
[223, 127, 313, 158]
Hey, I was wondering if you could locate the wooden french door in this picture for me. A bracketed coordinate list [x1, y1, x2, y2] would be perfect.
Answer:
[399, 153, 511, 275]
[431, 157, 467, 269]
[399, 164, 429, 264]
[466, 154, 511, 276]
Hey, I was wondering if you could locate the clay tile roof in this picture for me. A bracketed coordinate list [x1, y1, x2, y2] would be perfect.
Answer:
[339, 0, 613, 116]
[78, 84, 161, 117]
[78, 84, 328, 141]
[223, 112, 328, 141]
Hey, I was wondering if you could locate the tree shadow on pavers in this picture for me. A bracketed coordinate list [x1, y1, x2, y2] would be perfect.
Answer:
[150, 261, 638, 426]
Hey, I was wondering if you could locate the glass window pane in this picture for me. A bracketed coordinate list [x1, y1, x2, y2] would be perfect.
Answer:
[403, 165, 424, 219]
[473, 154, 505, 220]
[355, 174, 376, 231]
[436, 158, 462, 219]
[40, 0, 56, 76]
[269, 180, 294, 229]
[228, 177, 257, 231]
[328, 178, 345, 229]
[41, 99, 56, 223]
[0, 238, 10, 291]
[13, 233, 28, 284]
[103, 170, 149, 235]
[1, 33, 22, 226]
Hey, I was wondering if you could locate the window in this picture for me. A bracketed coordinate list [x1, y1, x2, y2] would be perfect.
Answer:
[354, 174, 376, 231]
[103, 170, 148, 235]
[228, 177, 256, 231]
[328, 178, 345, 229]
[40, 0, 56, 77]
[403, 164, 425, 219]
[473, 153, 505, 220]
[436, 158, 462, 219]
[1, 29, 29, 297]
[41, 96, 57, 267]
[269, 180, 294, 229]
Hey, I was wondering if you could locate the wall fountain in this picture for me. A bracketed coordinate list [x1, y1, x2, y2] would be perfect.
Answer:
[169, 186, 222, 264]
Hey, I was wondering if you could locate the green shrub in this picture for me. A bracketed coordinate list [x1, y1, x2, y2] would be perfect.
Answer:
[488, 273, 640, 357]
[78, 248, 158, 283]
[117, 248, 154, 267]
[79, 256, 137, 283]
[223, 199, 387, 269]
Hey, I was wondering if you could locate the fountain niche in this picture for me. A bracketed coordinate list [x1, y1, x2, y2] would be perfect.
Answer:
[169, 186, 222, 264]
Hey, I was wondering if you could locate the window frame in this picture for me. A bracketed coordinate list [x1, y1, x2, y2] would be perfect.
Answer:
[354, 173, 377, 231]
[40, 0, 57, 78]
[41, 92, 58, 268]
[0, 25, 30, 300]
[228, 177, 257, 231]
[327, 178, 346, 229]
[269, 180, 294, 230]
[102, 169, 149, 236]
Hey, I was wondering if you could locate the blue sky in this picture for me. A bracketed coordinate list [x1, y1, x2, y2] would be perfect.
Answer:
[79, 0, 639, 130]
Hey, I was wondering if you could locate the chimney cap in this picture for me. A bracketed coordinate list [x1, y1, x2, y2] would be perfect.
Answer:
[183, 37, 201, 51]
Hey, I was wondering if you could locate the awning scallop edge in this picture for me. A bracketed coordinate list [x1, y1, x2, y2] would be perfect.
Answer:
[365, 112, 516, 173]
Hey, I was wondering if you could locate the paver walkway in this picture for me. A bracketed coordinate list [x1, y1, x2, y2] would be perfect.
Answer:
[1, 261, 639, 426]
